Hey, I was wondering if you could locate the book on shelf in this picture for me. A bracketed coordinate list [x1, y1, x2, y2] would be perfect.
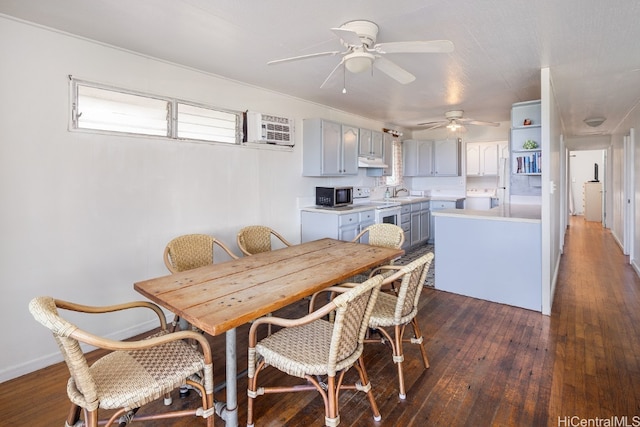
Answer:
[515, 152, 541, 174]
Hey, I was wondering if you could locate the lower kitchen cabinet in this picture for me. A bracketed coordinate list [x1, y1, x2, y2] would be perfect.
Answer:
[403, 202, 430, 249]
[400, 204, 411, 250]
[419, 202, 430, 242]
[300, 209, 375, 243]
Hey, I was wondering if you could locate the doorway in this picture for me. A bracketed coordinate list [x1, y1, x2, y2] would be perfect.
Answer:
[568, 149, 606, 224]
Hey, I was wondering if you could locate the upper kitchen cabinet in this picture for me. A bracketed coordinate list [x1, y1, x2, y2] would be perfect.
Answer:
[358, 128, 384, 158]
[366, 132, 394, 177]
[303, 119, 359, 176]
[403, 138, 460, 177]
[434, 138, 461, 176]
[403, 139, 433, 176]
[466, 141, 508, 176]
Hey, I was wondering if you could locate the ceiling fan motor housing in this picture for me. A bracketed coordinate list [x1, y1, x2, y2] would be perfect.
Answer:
[340, 20, 379, 47]
[445, 110, 464, 120]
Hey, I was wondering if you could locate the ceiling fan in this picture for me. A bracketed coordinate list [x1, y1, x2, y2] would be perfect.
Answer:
[267, 20, 454, 89]
[417, 110, 500, 131]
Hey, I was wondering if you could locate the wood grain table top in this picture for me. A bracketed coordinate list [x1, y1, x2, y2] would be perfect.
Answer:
[134, 238, 403, 336]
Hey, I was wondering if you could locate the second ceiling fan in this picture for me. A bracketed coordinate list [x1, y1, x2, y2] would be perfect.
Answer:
[267, 20, 454, 88]
[418, 110, 500, 131]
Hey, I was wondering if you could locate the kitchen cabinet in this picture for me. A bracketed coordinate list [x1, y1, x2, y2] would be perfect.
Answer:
[409, 202, 430, 247]
[400, 204, 411, 250]
[403, 140, 433, 176]
[303, 119, 358, 176]
[419, 202, 430, 242]
[359, 128, 384, 158]
[403, 138, 460, 177]
[466, 142, 506, 176]
[410, 207, 421, 247]
[367, 132, 395, 177]
[402, 202, 430, 249]
[300, 209, 375, 242]
[434, 138, 461, 176]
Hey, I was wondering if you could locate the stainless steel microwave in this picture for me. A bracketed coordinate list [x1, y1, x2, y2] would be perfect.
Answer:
[315, 186, 353, 208]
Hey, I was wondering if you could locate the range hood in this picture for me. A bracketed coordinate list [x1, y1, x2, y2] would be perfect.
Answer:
[358, 157, 389, 168]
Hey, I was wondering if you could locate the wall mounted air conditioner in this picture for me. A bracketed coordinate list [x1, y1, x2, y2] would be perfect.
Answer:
[245, 111, 295, 146]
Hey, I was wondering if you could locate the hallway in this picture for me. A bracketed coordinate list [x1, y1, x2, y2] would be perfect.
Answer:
[547, 216, 640, 422]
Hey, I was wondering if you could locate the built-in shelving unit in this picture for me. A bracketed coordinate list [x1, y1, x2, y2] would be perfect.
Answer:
[510, 100, 542, 196]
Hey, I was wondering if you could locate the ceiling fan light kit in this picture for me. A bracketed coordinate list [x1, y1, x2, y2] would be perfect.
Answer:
[267, 19, 454, 90]
[344, 51, 374, 73]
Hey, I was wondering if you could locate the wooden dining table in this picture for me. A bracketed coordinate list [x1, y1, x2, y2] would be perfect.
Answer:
[134, 237, 403, 427]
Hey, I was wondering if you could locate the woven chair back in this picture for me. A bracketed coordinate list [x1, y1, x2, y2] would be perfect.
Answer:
[165, 234, 214, 272]
[394, 253, 434, 321]
[28, 297, 99, 409]
[327, 275, 384, 375]
[237, 225, 274, 255]
[355, 224, 405, 249]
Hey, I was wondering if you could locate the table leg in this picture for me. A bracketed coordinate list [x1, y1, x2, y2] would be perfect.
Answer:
[214, 328, 238, 427]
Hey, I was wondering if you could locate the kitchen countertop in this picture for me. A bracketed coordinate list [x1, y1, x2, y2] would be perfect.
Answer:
[431, 203, 541, 223]
[301, 196, 465, 214]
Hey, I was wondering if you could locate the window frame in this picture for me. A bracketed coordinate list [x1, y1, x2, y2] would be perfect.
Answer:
[69, 77, 243, 145]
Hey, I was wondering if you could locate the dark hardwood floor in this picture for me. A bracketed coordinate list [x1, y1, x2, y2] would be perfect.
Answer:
[2, 216, 639, 426]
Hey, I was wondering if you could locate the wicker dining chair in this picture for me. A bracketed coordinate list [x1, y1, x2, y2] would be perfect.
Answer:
[164, 233, 238, 331]
[348, 223, 405, 285]
[28, 296, 215, 427]
[363, 252, 434, 399]
[246, 274, 388, 427]
[236, 225, 293, 256]
[164, 233, 238, 273]
[351, 223, 405, 250]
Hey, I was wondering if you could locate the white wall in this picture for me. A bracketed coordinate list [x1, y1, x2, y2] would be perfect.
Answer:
[635, 129, 640, 274]
[541, 68, 563, 315]
[0, 17, 397, 382]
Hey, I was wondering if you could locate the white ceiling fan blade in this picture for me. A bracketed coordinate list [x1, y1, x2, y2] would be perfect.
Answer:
[374, 40, 454, 54]
[373, 57, 415, 84]
[267, 50, 341, 65]
[320, 58, 346, 89]
[461, 119, 500, 127]
[331, 27, 363, 46]
[417, 121, 447, 129]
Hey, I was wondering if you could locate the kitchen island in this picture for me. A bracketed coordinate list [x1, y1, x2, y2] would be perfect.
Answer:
[431, 204, 542, 312]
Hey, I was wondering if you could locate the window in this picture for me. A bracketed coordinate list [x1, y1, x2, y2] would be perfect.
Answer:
[74, 85, 169, 136]
[384, 139, 404, 187]
[176, 103, 237, 144]
[70, 78, 241, 144]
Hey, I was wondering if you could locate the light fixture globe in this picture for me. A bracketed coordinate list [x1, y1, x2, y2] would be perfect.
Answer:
[344, 51, 375, 73]
[584, 117, 606, 127]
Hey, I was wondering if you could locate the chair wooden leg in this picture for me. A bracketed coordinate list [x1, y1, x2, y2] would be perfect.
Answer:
[84, 408, 98, 427]
[65, 404, 81, 427]
[410, 318, 430, 369]
[353, 355, 381, 421]
[394, 324, 408, 399]
[247, 359, 265, 427]
[326, 375, 339, 427]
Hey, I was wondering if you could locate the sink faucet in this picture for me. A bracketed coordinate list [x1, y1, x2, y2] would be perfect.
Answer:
[393, 187, 409, 197]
